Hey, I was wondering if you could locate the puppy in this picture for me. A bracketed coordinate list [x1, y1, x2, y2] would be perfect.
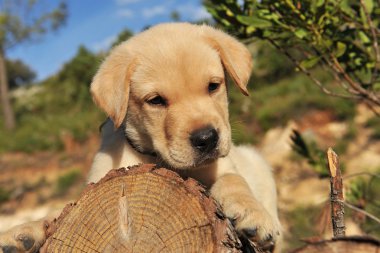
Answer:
[0, 23, 281, 252]
[89, 23, 281, 243]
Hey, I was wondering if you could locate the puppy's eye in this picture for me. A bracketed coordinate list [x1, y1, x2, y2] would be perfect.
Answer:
[208, 82, 220, 93]
[147, 96, 167, 106]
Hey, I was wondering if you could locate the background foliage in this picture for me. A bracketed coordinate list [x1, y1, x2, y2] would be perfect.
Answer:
[205, 0, 380, 111]
[0, 1, 380, 251]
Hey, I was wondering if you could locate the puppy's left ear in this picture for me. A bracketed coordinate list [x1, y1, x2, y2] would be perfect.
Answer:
[90, 44, 137, 128]
[202, 26, 252, 96]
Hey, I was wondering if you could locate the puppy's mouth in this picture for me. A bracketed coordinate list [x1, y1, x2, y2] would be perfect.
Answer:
[165, 148, 221, 170]
[125, 129, 225, 169]
[195, 149, 220, 165]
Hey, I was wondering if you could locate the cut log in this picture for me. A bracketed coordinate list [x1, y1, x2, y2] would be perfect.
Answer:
[43, 164, 257, 253]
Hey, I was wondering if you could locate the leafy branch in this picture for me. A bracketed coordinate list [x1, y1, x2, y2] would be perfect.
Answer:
[205, 0, 380, 111]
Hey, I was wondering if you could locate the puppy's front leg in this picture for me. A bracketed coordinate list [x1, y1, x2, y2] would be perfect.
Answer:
[0, 210, 60, 253]
[211, 173, 280, 242]
[0, 220, 48, 253]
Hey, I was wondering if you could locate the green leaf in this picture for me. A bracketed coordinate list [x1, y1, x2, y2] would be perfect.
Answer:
[373, 82, 380, 91]
[339, 0, 355, 17]
[262, 29, 272, 38]
[236, 15, 272, 28]
[355, 58, 363, 66]
[300, 56, 320, 69]
[366, 62, 375, 69]
[317, 0, 325, 7]
[294, 28, 308, 39]
[205, 7, 218, 17]
[336, 42, 347, 57]
[363, 0, 374, 14]
[225, 8, 234, 17]
[311, 0, 325, 14]
[359, 31, 371, 44]
[261, 12, 280, 22]
[323, 39, 333, 48]
[246, 26, 257, 34]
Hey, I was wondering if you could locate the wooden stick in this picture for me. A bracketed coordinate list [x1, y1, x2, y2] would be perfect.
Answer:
[327, 148, 346, 238]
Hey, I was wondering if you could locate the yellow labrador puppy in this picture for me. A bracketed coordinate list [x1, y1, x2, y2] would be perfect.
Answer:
[89, 23, 281, 242]
[0, 23, 281, 252]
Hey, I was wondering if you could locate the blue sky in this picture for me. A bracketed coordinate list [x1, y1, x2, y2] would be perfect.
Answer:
[7, 0, 210, 81]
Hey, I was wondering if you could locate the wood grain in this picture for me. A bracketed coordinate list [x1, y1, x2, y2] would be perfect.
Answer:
[43, 164, 245, 253]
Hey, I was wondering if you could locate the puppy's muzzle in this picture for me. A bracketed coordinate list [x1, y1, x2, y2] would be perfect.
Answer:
[190, 127, 219, 154]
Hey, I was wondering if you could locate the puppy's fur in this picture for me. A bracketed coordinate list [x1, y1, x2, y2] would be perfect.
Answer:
[90, 23, 281, 242]
[0, 23, 281, 252]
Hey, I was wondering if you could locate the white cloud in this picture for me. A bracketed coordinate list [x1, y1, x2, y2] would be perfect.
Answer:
[117, 9, 134, 18]
[142, 5, 166, 19]
[115, 0, 142, 5]
[92, 35, 117, 52]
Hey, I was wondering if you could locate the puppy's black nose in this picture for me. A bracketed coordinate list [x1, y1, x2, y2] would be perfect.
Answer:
[190, 127, 219, 153]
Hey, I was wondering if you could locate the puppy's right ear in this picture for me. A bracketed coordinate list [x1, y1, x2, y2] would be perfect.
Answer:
[90, 44, 136, 129]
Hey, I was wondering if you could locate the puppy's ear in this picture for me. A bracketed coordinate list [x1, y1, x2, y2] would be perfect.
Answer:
[202, 26, 252, 96]
[90, 44, 136, 128]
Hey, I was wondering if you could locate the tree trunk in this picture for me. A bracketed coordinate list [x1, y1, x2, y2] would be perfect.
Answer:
[0, 49, 16, 130]
[43, 164, 262, 253]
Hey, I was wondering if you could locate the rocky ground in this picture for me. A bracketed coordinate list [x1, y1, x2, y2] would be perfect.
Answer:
[0, 134, 99, 231]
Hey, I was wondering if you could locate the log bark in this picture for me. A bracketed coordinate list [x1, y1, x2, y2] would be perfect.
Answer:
[327, 148, 346, 238]
[43, 164, 257, 253]
[291, 236, 380, 253]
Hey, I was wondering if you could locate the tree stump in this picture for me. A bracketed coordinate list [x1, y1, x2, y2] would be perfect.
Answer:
[43, 164, 253, 253]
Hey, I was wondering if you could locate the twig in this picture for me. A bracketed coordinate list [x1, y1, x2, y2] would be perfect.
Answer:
[317, 50, 363, 95]
[344, 201, 380, 226]
[344, 172, 380, 180]
[327, 148, 346, 238]
[330, 56, 380, 106]
[267, 38, 360, 100]
[318, 51, 360, 95]
[363, 100, 380, 117]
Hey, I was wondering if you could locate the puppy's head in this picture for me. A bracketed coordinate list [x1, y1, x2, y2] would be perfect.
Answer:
[91, 23, 252, 169]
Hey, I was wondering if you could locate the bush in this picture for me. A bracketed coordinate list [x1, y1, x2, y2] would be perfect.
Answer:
[55, 169, 82, 196]
[0, 108, 104, 153]
[228, 69, 356, 145]
[0, 45, 105, 154]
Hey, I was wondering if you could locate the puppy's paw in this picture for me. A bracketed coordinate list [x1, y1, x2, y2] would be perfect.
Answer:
[0, 220, 48, 253]
[222, 198, 281, 244]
